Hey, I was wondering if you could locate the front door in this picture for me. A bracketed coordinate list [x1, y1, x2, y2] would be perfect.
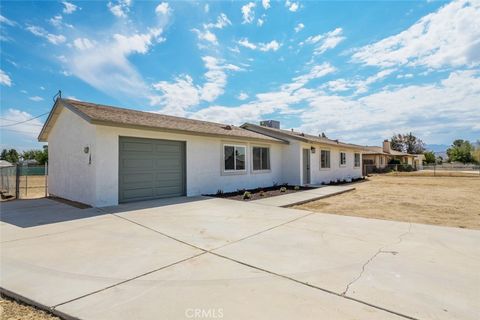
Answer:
[302, 148, 311, 185]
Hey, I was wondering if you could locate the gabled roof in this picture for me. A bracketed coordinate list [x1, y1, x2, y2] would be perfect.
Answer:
[363, 146, 414, 156]
[38, 99, 286, 143]
[241, 123, 365, 150]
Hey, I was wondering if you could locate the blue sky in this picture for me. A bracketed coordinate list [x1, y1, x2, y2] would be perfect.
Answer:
[1, 0, 479, 151]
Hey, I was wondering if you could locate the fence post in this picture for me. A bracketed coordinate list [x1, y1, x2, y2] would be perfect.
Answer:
[15, 165, 20, 199]
[45, 162, 48, 197]
[434, 163, 436, 177]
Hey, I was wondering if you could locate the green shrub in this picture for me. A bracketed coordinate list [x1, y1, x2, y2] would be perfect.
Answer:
[280, 187, 287, 192]
[243, 191, 252, 200]
[294, 185, 300, 190]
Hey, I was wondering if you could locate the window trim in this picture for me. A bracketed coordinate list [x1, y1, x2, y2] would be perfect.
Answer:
[222, 143, 247, 175]
[339, 151, 347, 167]
[320, 149, 331, 170]
[354, 153, 361, 168]
[251, 145, 271, 173]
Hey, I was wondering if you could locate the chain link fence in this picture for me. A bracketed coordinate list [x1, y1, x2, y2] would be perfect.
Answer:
[364, 163, 480, 177]
[0, 164, 48, 200]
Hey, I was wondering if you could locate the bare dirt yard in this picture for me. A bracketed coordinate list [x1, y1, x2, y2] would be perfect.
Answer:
[295, 175, 480, 230]
[0, 297, 59, 320]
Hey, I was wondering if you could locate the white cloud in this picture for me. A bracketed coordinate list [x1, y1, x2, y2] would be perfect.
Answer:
[193, 13, 231, 46]
[300, 70, 480, 144]
[352, 0, 480, 68]
[397, 73, 414, 79]
[155, 2, 170, 15]
[262, 0, 271, 10]
[294, 23, 304, 33]
[192, 28, 218, 45]
[152, 56, 242, 116]
[29, 96, 44, 102]
[292, 63, 337, 87]
[238, 38, 281, 52]
[73, 37, 95, 50]
[322, 69, 396, 94]
[259, 40, 281, 52]
[238, 38, 257, 49]
[237, 92, 249, 100]
[49, 15, 73, 29]
[205, 13, 231, 29]
[65, 28, 165, 102]
[305, 27, 345, 55]
[26, 25, 66, 45]
[0, 109, 43, 139]
[204, 4, 209, 13]
[242, 2, 256, 24]
[62, 1, 78, 14]
[0, 69, 12, 86]
[0, 14, 16, 26]
[26, 26, 66, 45]
[285, 0, 299, 12]
[107, 0, 131, 18]
[257, 18, 264, 27]
[40, 86, 45, 90]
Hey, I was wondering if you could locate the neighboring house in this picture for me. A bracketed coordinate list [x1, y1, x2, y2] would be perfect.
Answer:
[39, 99, 364, 207]
[363, 140, 419, 173]
[241, 123, 365, 186]
[0, 160, 13, 167]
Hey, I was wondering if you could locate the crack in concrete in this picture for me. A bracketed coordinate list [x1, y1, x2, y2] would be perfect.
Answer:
[341, 222, 412, 296]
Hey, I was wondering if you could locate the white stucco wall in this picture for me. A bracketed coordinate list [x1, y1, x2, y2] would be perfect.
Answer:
[303, 142, 363, 184]
[47, 108, 96, 205]
[93, 125, 285, 207]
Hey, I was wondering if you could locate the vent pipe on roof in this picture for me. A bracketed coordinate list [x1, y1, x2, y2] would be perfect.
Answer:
[259, 120, 280, 129]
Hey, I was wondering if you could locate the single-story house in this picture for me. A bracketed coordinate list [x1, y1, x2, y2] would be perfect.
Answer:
[241, 122, 365, 186]
[39, 98, 365, 207]
[0, 160, 13, 167]
[362, 140, 420, 173]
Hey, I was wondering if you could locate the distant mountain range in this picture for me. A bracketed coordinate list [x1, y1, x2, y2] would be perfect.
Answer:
[425, 144, 449, 153]
[425, 144, 448, 159]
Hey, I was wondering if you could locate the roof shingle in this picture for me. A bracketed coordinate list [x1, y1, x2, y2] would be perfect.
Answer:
[39, 99, 284, 143]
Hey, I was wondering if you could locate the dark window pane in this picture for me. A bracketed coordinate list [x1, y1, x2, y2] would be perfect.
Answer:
[261, 148, 270, 170]
[235, 147, 245, 170]
[253, 147, 261, 170]
[224, 146, 234, 170]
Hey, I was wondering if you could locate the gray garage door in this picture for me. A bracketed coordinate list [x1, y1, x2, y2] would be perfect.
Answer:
[119, 137, 186, 203]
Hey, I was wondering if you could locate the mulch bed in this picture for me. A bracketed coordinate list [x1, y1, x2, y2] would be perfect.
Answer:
[205, 185, 315, 201]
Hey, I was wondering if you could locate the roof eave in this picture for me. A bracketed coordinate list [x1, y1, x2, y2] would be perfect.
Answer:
[91, 120, 288, 144]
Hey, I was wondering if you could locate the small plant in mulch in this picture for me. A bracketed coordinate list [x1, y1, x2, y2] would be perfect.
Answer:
[243, 191, 252, 200]
[294, 185, 300, 190]
[280, 186, 287, 193]
[259, 190, 266, 197]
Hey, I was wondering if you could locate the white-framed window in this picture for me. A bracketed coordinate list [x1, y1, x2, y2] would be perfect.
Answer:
[224, 144, 246, 171]
[340, 152, 346, 166]
[252, 146, 270, 171]
[320, 150, 331, 169]
[354, 153, 361, 167]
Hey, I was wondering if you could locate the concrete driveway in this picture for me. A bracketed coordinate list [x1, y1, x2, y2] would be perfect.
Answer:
[1, 197, 478, 320]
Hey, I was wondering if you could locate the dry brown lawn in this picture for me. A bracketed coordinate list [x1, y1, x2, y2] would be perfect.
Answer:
[0, 297, 59, 320]
[295, 175, 480, 229]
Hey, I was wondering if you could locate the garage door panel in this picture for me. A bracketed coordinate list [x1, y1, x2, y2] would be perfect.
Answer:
[121, 141, 154, 152]
[119, 137, 186, 203]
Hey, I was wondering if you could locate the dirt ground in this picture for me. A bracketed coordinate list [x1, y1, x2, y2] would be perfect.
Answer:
[0, 297, 59, 320]
[295, 175, 480, 229]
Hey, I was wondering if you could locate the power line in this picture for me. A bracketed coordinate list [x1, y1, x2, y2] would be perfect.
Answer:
[0, 117, 44, 126]
[0, 112, 49, 128]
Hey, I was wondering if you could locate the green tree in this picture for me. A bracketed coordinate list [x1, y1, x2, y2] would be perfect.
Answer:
[0, 148, 20, 164]
[390, 133, 425, 154]
[446, 139, 474, 163]
[21, 146, 48, 165]
[472, 140, 480, 164]
[423, 151, 436, 164]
